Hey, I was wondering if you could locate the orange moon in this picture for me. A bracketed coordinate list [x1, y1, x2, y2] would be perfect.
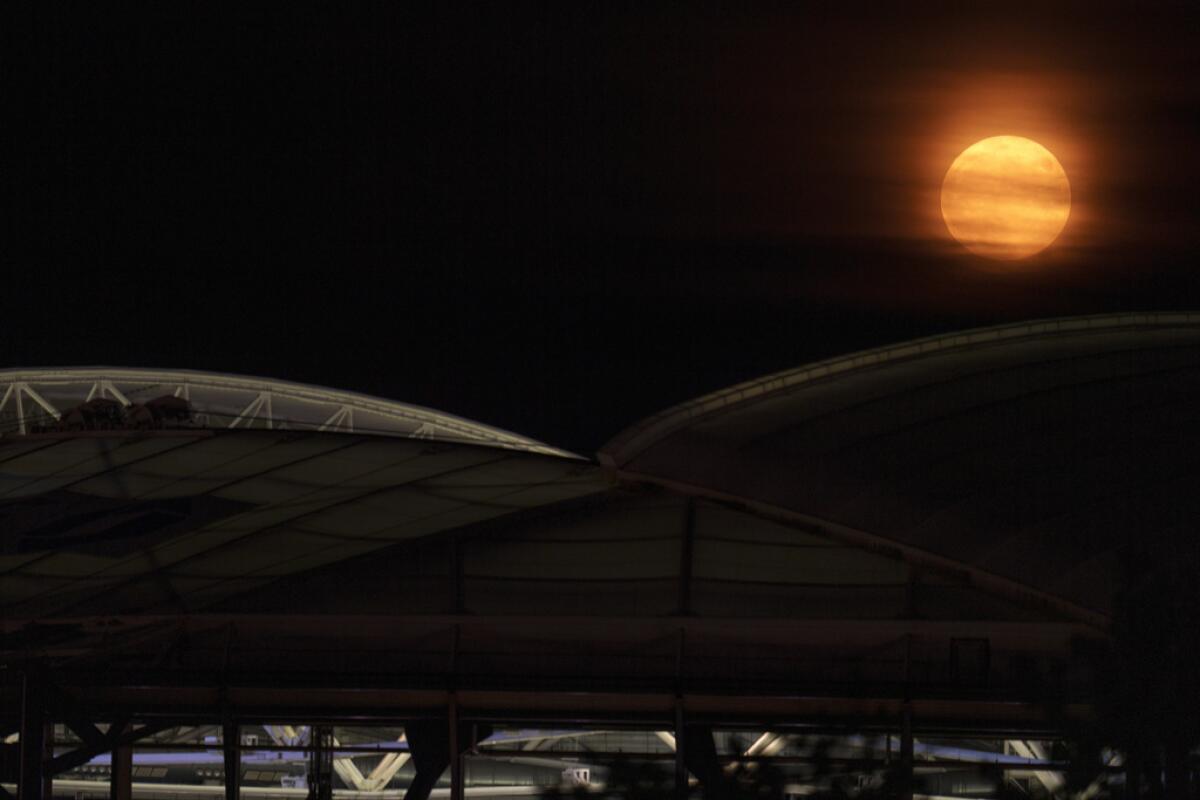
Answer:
[940, 136, 1071, 260]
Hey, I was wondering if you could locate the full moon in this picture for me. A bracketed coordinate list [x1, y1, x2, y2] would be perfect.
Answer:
[940, 136, 1071, 260]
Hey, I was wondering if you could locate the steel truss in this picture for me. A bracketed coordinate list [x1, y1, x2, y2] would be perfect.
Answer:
[4, 687, 1112, 800]
[0, 369, 571, 456]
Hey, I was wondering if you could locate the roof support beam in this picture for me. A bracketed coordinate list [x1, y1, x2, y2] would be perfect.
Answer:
[62, 716, 108, 752]
[266, 725, 369, 792]
[229, 394, 268, 430]
[409, 422, 437, 439]
[318, 407, 353, 433]
[744, 732, 791, 759]
[677, 499, 695, 616]
[673, 703, 686, 800]
[1006, 740, 1064, 794]
[19, 386, 59, 420]
[14, 385, 24, 435]
[221, 721, 239, 800]
[744, 733, 775, 757]
[99, 381, 131, 407]
[616, 470, 1111, 630]
[400, 719, 450, 800]
[309, 725, 333, 800]
[110, 725, 132, 800]
[681, 725, 722, 797]
[0, 384, 14, 416]
[362, 749, 410, 791]
[1, 384, 62, 435]
[47, 722, 175, 777]
[899, 703, 914, 800]
[448, 695, 463, 800]
[17, 671, 50, 800]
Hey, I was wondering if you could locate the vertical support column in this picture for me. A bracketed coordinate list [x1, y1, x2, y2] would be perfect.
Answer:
[309, 726, 333, 800]
[898, 632, 914, 800]
[674, 699, 688, 800]
[111, 724, 133, 800]
[1145, 751, 1164, 800]
[678, 499, 695, 616]
[448, 696, 463, 800]
[222, 720, 240, 800]
[681, 726, 722, 799]
[898, 703, 914, 800]
[450, 534, 465, 615]
[18, 671, 50, 800]
[1164, 740, 1188, 800]
[1125, 750, 1141, 800]
[401, 719, 450, 800]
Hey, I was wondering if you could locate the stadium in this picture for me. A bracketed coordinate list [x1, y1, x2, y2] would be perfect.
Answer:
[3, 312, 1199, 800]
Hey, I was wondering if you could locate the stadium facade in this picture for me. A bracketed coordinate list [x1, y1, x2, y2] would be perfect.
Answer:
[3, 313, 1199, 800]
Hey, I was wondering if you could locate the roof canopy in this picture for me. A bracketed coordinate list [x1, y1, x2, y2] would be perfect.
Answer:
[0, 367, 571, 457]
[0, 368, 594, 619]
[0, 338, 1132, 724]
[0, 430, 602, 618]
[602, 313, 1200, 616]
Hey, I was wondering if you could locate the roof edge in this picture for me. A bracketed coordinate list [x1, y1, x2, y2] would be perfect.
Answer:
[613, 468, 1112, 630]
[599, 311, 1200, 467]
[0, 366, 580, 459]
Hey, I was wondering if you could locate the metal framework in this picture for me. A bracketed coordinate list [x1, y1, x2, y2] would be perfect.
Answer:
[2, 717, 1089, 800]
[0, 369, 572, 457]
[6, 317, 1196, 799]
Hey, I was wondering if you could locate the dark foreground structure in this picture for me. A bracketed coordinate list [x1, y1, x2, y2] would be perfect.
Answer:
[3, 313, 1200, 800]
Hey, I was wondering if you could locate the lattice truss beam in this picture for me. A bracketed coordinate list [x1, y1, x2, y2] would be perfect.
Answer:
[0, 368, 574, 456]
[3, 724, 1086, 800]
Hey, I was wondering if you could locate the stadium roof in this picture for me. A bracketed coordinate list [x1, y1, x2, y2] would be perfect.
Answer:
[0, 368, 600, 618]
[601, 312, 1200, 620]
[10, 318, 1184, 727]
[9, 315, 1198, 626]
[0, 367, 573, 457]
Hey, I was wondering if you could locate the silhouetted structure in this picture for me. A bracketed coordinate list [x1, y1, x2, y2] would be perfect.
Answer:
[3, 314, 1199, 800]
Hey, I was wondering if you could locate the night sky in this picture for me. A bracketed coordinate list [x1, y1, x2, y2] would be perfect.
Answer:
[17, 3, 1200, 453]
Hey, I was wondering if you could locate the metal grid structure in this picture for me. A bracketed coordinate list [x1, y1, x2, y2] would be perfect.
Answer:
[3, 722, 1091, 800]
[0, 368, 573, 458]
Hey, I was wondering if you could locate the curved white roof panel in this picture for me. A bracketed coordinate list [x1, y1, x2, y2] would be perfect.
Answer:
[0, 367, 574, 458]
